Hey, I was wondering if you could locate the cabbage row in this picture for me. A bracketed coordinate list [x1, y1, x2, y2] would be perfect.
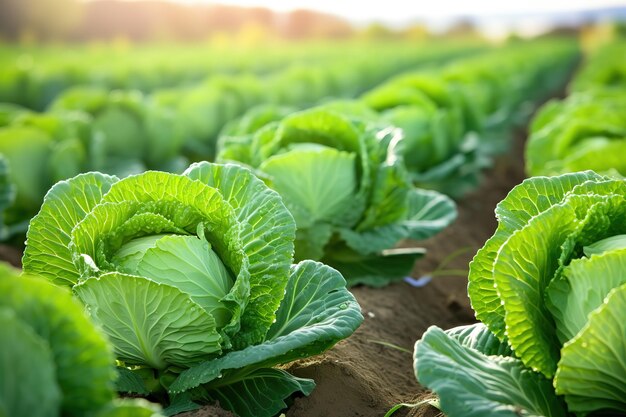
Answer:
[361, 39, 578, 196]
[0, 44, 278, 111]
[214, 40, 578, 285]
[0, 42, 468, 110]
[414, 171, 626, 417]
[526, 42, 626, 177]
[0, 43, 470, 241]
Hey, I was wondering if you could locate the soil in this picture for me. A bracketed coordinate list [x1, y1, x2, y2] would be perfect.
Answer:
[0, 244, 22, 268]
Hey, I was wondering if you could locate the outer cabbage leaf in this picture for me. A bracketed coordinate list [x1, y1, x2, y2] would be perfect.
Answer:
[23, 172, 119, 286]
[169, 261, 363, 392]
[193, 369, 314, 417]
[468, 171, 604, 340]
[415, 325, 566, 417]
[115, 367, 149, 395]
[444, 323, 513, 357]
[554, 284, 626, 414]
[74, 272, 223, 370]
[403, 187, 458, 240]
[0, 267, 116, 416]
[0, 308, 61, 417]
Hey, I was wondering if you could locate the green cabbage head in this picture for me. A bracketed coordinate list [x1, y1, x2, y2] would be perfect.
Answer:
[414, 171, 626, 417]
[23, 162, 362, 417]
[0, 262, 162, 417]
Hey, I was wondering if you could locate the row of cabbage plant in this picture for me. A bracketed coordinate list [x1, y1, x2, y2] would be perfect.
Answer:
[0, 42, 465, 110]
[0, 42, 471, 241]
[526, 41, 626, 177]
[212, 39, 579, 285]
[411, 40, 626, 417]
[360, 39, 579, 197]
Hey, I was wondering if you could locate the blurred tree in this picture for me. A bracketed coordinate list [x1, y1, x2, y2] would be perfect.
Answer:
[280, 9, 352, 39]
[0, 0, 356, 42]
[0, 0, 82, 40]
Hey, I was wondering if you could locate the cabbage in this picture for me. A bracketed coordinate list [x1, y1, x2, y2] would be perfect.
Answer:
[414, 172, 626, 416]
[23, 162, 362, 417]
[0, 263, 162, 417]
[217, 102, 457, 286]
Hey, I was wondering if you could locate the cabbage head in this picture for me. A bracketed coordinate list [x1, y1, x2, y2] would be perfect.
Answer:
[414, 171, 626, 417]
[217, 102, 457, 286]
[23, 162, 362, 417]
[0, 262, 162, 417]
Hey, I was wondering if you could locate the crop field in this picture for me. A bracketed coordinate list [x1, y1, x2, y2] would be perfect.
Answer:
[1, 3, 625, 416]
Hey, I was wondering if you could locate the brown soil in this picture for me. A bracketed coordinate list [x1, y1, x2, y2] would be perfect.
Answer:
[0, 244, 22, 268]
[284, 130, 527, 417]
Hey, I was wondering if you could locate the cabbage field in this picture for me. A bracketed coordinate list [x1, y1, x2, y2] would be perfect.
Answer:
[1, 31, 625, 417]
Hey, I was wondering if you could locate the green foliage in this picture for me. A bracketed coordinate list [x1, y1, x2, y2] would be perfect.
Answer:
[0, 263, 162, 417]
[362, 40, 578, 197]
[0, 41, 476, 242]
[415, 172, 626, 417]
[526, 89, 626, 177]
[23, 163, 362, 417]
[415, 325, 566, 417]
[217, 102, 457, 285]
[526, 42, 626, 177]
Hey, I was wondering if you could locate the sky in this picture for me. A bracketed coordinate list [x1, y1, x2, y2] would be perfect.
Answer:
[167, 0, 626, 24]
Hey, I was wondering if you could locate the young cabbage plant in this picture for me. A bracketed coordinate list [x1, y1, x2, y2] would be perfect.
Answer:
[23, 162, 363, 417]
[0, 262, 162, 417]
[414, 171, 626, 417]
[217, 103, 457, 286]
